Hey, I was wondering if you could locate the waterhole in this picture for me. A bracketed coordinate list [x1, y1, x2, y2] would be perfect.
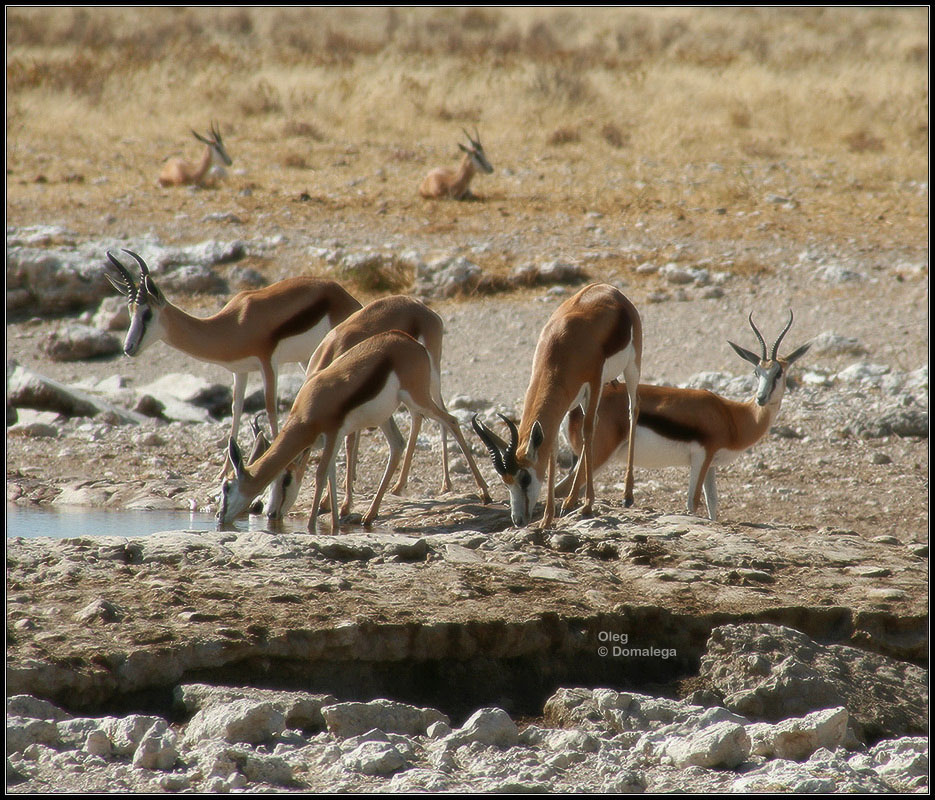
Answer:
[5, 505, 320, 539]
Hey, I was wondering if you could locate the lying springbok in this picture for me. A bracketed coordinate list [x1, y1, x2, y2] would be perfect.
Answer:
[103, 250, 361, 474]
[419, 128, 493, 200]
[263, 295, 490, 520]
[217, 331, 489, 533]
[472, 283, 642, 528]
[158, 121, 233, 187]
[556, 311, 811, 520]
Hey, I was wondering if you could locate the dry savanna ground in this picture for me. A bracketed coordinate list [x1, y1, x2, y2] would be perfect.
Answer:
[7, 6, 927, 254]
[6, 7, 929, 545]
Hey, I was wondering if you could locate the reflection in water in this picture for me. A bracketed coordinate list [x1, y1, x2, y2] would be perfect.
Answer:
[6, 505, 314, 539]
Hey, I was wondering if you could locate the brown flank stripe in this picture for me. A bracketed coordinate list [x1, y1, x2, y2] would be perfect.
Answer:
[337, 358, 394, 420]
[271, 298, 331, 343]
[638, 411, 705, 444]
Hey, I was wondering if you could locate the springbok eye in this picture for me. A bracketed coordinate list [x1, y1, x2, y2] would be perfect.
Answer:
[283, 474, 293, 488]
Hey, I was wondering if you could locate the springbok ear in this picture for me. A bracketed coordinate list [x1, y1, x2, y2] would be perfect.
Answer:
[228, 438, 245, 478]
[728, 340, 762, 366]
[784, 341, 812, 365]
[527, 421, 545, 460]
[142, 275, 166, 306]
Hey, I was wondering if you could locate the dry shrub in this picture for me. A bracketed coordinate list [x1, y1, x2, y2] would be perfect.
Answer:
[239, 80, 282, 117]
[282, 153, 308, 169]
[323, 28, 383, 63]
[217, 8, 254, 37]
[435, 105, 481, 123]
[843, 130, 885, 153]
[460, 7, 501, 32]
[524, 21, 560, 60]
[530, 65, 593, 106]
[741, 139, 782, 159]
[339, 256, 413, 293]
[7, 53, 111, 103]
[601, 123, 629, 149]
[390, 149, 420, 163]
[284, 120, 325, 141]
[547, 127, 581, 146]
[729, 108, 752, 129]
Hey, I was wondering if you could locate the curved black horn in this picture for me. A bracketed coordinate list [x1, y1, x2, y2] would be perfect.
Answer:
[472, 415, 507, 476]
[104, 250, 137, 299]
[121, 248, 151, 277]
[462, 127, 477, 147]
[747, 312, 768, 361]
[499, 413, 519, 474]
[770, 310, 795, 361]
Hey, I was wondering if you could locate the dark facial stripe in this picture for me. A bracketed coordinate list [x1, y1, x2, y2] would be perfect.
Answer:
[271, 298, 331, 343]
[337, 358, 394, 420]
[638, 411, 704, 444]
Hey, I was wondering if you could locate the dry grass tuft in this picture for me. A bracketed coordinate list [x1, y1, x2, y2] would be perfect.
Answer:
[547, 127, 581, 146]
[282, 153, 308, 170]
[283, 120, 326, 141]
[238, 80, 283, 117]
[601, 123, 629, 149]
[843, 129, 885, 154]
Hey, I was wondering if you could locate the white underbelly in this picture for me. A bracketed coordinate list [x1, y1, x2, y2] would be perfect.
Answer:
[273, 318, 332, 365]
[221, 355, 262, 373]
[337, 374, 401, 438]
[712, 448, 745, 466]
[605, 431, 746, 472]
[625, 428, 696, 469]
[601, 340, 637, 385]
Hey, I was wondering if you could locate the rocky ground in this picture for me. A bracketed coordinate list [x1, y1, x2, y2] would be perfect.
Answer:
[6, 214, 929, 793]
[4, 119, 930, 796]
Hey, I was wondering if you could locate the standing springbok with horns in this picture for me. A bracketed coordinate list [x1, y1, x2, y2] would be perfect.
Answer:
[263, 294, 491, 520]
[103, 249, 361, 474]
[472, 283, 642, 528]
[158, 121, 233, 187]
[217, 331, 490, 533]
[419, 127, 494, 200]
[556, 311, 811, 520]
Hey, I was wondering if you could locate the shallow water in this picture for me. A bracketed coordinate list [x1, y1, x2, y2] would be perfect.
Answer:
[5, 505, 305, 539]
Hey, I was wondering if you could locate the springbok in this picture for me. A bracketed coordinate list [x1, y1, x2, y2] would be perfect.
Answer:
[217, 331, 489, 533]
[419, 128, 494, 200]
[263, 294, 491, 520]
[158, 121, 233, 187]
[103, 249, 361, 474]
[472, 283, 642, 528]
[556, 311, 811, 520]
